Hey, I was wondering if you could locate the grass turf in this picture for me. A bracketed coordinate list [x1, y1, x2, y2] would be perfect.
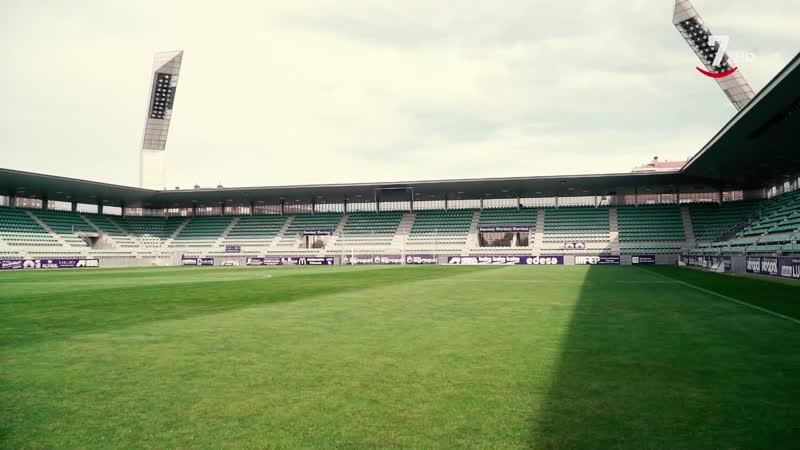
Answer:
[1, 265, 799, 448]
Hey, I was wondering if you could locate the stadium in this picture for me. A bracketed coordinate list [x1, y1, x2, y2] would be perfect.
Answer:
[1, 1, 799, 448]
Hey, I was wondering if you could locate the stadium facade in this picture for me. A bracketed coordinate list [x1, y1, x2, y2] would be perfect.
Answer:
[0, 53, 798, 273]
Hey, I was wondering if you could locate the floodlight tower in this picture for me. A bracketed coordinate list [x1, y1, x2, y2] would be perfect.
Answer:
[139, 51, 183, 189]
[673, 0, 754, 111]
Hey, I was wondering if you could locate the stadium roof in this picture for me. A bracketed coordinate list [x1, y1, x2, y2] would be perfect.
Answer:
[1, 53, 798, 209]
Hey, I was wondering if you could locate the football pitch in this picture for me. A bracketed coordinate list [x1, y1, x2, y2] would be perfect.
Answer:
[1, 265, 799, 448]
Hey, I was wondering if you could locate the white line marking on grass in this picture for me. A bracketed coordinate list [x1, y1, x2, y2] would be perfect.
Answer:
[636, 267, 800, 325]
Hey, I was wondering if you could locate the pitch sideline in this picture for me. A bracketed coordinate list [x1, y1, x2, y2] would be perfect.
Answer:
[636, 267, 800, 326]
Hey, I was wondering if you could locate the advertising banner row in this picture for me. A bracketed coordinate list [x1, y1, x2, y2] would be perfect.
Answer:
[342, 254, 437, 265]
[631, 255, 656, 265]
[575, 255, 621, 265]
[681, 255, 732, 273]
[246, 256, 336, 266]
[0, 258, 100, 270]
[181, 257, 215, 266]
[447, 256, 564, 265]
[746, 256, 800, 280]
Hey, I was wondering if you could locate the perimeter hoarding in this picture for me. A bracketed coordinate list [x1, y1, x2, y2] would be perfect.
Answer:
[447, 256, 564, 265]
[631, 255, 657, 265]
[575, 255, 621, 265]
[341, 254, 438, 265]
[680, 255, 732, 272]
[342, 254, 403, 265]
[0, 259, 100, 270]
[246, 256, 335, 266]
[181, 257, 214, 266]
[405, 254, 438, 265]
[746, 256, 799, 280]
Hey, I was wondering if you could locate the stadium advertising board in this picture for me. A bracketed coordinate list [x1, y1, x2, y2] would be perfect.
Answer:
[746, 256, 799, 279]
[746, 256, 761, 274]
[181, 257, 214, 266]
[287, 256, 335, 265]
[477, 225, 530, 233]
[245, 256, 334, 266]
[302, 228, 334, 236]
[760, 257, 779, 276]
[0, 259, 100, 270]
[564, 242, 587, 251]
[224, 245, 241, 253]
[246, 257, 282, 266]
[447, 256, 563, 265]
[779, 257, 800, 279]
[631, 255, 656, 265]
[405, 254, 438, 265]
[682, 255, 732, 272]
[575, 255, 621, 265]
[342, 254, 403, 265]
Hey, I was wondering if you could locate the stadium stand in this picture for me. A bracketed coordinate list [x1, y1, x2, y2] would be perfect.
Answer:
[116, 216, 184, 247]
[169, 216, 232, 248]
[688, 200, 761, 241]
[223, 215, 288, 248]
[29, 209, 93, 247]
[478, 208, 538, 226]
[617, 204, 685, 242]
[541, 207, 611, 254]
[407, 209, 473, 247]
[277, 213, 342, 248]
[83, 213, 140, 248]
[0, 206, 61, 248]
[335, 211, 404, 248]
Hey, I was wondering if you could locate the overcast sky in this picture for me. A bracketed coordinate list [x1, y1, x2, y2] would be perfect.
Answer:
[1, 0, 797, 188]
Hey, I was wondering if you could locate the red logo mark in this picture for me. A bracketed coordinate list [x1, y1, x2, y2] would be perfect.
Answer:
[696, 66, 739, 79]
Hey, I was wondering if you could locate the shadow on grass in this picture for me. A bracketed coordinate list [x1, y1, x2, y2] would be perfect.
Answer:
[529, 265, 800, 449]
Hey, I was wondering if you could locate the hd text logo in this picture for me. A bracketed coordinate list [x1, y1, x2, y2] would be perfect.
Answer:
[696, 35, 755, 79]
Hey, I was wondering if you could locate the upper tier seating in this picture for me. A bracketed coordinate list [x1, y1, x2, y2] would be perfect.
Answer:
[478, 208, 537, 226]
[736, 190, 800, 237]
[0, 207, 60, 247]
[407, 209, 473, 246]
[698, 233, 799, 254]
[541, 207, 611, 254]
[277, 214, 342, 247]
[688, 200, 761, 241]
[170, 216, 234, 248]
[83, 214, 139, 248]
[30, 209, 92, 247]
[617, 205, 685, 242]
[336, 212, 403, 248]
[224, 215, 288, 247]
[117, 216, 185, 246]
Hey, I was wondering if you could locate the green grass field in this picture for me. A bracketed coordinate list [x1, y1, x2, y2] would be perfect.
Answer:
[1, 265, 799, 448]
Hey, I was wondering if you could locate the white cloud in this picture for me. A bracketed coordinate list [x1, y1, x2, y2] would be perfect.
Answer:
[0, 0, 797, 188]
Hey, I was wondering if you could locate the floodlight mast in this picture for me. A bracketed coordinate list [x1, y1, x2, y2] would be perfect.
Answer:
[673, 0, 754, 111]
[139, 51, 184, 189]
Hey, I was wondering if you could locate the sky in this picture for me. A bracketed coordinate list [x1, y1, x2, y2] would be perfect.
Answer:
[0, 0, 798, 189]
